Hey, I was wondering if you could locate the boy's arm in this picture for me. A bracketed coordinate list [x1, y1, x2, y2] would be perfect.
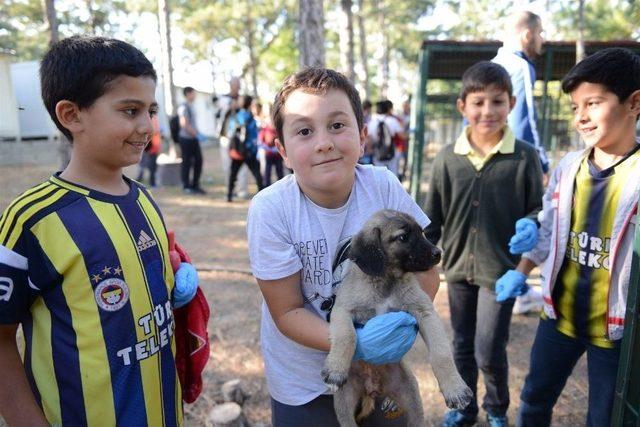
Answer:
[0, 324, 49, 427]
[524, 148, 545, 221]
[416, 267, 440, 301]
[522, 159, 562, 266]
[257, 272, 331, 352]
[178, 106, 198, 138]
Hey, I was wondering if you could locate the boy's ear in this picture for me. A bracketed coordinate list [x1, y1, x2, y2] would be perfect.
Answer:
[359, 126, 368, 155]
[456, 98, 466, 117]
[627, 89, 640, 116]
[275, 138, 292, 169]
[55, 100, 82, 135]
[509, 95, 516, 112]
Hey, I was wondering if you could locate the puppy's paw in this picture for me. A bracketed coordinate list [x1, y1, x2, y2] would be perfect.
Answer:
[443, 384, 473, 410]
[321, 368, 348, 391]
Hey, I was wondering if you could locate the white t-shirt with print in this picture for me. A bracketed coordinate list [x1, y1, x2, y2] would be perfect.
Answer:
[247, 164, 430, 405]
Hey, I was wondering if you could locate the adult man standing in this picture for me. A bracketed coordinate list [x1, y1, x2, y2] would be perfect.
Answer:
[493, 11, 547, 314]
[493, 11, 549, 176]
[216, 77, 248, 199]
[178, 86, 206, 194]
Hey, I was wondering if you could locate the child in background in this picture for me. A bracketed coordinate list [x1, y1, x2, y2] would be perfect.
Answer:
[424, 61, 543, 427]
[497, 48, 640, 427]
[258, 105, 284, 186]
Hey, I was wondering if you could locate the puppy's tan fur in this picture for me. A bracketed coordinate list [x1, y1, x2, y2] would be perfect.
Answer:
[322, 210, 472, 426]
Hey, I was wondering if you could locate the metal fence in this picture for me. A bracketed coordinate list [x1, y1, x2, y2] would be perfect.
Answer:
[612, 200, 640, 427]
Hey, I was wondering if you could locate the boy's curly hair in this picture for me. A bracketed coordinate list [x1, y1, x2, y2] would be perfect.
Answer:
[271, 68, 363, 145]
[40, 35, 157, 141]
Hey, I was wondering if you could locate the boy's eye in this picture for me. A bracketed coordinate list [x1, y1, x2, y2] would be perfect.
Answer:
[331, 122, 345, 130]
[298, 128, 312, 136]
[149, 109, 158, 117]
[123, 108, 137, 117]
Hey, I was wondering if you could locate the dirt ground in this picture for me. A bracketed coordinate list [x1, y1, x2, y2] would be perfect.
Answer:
[0, 143, 589, 426]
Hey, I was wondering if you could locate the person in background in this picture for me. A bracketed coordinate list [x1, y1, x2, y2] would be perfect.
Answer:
[259, 104, 284, 186]
[136, 114, 162, 187]
[217, 77, 249, 199]
[358, 99, 374, 165]
[226, 95, 264, 202]
[492, 10, 549, 314]
[178, 86, 206, 194]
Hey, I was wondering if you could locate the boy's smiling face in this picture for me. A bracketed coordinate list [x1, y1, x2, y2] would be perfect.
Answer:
[63, 75, 158, 172]
[276, 88, 365, 208]
[570, 82, 639, 151]
[457, 84, 514, 144]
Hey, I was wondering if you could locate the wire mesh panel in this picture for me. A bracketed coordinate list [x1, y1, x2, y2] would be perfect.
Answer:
[611, 201, 640, 427]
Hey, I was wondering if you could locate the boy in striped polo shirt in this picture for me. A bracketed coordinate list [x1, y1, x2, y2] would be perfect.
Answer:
[498, 48, 640, 426]
[0, 36, 198, 426]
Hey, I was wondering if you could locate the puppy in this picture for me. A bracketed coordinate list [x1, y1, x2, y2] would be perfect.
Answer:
[322, 209, 472, 426]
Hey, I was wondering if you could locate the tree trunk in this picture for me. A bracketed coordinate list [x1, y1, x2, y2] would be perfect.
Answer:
[378, 1, 389, 98]
[339, 0, 355, 82]
[42, 0, 59, 45]
[356, 0, 370, 99]
[576, 0, 585, 63]
[157, 0, 177, 156]
[245, 1, 259, 97]
[298, 0, 325, 68]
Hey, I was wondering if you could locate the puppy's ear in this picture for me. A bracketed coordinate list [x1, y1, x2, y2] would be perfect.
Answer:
[349, 226, 386, 277]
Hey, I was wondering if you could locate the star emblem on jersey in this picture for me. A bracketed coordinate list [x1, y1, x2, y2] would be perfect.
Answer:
[136, 229, 157, 252]
[94, 277, 130, 312]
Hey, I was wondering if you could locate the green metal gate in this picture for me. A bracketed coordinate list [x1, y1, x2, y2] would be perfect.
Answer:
[611, 200, 640, 426]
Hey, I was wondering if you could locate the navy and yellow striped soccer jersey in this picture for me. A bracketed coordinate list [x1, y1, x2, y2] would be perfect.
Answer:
[0, 174, 183, 426]
[554, 146, 640, 348]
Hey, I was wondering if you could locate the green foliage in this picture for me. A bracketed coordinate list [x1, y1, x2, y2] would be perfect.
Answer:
[554, 0, 640, 41]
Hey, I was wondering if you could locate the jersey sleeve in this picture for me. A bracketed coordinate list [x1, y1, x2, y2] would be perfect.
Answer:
[0, 231, 38, 324]
[247, 193, 302, 281]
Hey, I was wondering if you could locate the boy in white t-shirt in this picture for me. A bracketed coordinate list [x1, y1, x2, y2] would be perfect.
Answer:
[247, 68, 441, 426]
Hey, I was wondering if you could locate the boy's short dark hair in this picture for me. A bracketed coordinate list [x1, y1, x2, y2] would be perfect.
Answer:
[376, 100, 393, 115]
[459, 61, 513, 100]
[362, 99, 372, 111]
[561, 48, 640, 102]
[241, 95, 253, 110]
[271, 67, 363, 144]
[40, 35, 156, 141]
[183, 86, 195, 96]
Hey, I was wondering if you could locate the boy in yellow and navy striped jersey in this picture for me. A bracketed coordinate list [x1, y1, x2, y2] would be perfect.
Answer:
[497, 48, 640, 427]
[0, 36, 198, 426]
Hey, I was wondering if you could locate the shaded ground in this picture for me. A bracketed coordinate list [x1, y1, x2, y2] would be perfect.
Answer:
[0, 144, 588, 426]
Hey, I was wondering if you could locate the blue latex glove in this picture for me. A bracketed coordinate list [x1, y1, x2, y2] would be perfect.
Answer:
[509, 218, 538, 254]
[196, 133, 207, 142]
[495, 270, 528, 302]
[173, 262, 198, 308]
[353, 311, 418, 365]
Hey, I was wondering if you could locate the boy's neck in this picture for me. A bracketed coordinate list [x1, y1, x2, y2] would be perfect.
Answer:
[60, 157, 129, 195]
[468, 128, 503, 155]
[590, 138, 638, 170]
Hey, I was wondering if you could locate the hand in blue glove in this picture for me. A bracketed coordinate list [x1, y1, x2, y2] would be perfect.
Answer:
[173, 262, 198, 308]
[495, 270, 528, 302]
[509, 218, 538, 254]
[353, 311, 418, 365]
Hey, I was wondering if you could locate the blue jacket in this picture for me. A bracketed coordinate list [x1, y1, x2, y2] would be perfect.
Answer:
[493, 47, 550, 173]
[227, 109, 259, 157]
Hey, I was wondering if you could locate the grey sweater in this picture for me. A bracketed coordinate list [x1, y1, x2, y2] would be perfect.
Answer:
[424, 140, 544, 289]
